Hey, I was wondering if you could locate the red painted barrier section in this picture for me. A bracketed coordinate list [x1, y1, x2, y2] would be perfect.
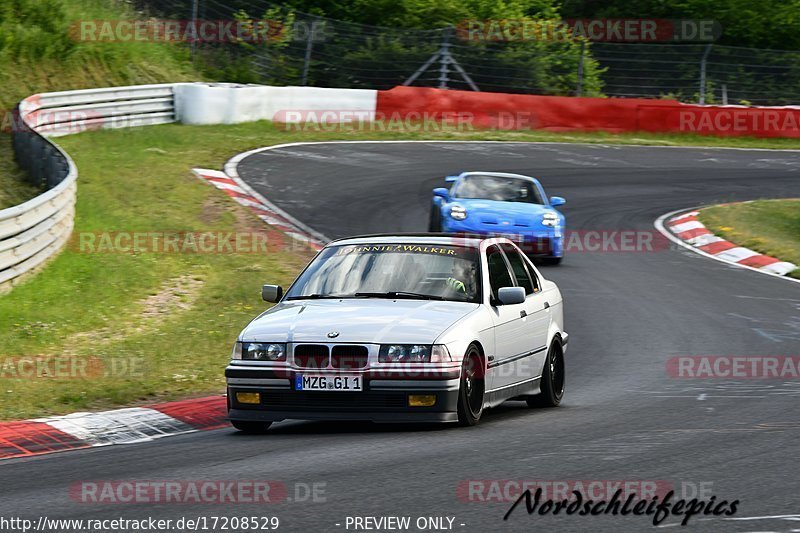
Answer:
[152, 396, 228, 430]
[376, 86, 800, 138]
[0, 421, 88, 459]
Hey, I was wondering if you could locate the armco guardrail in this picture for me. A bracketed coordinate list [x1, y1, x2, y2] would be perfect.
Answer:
[1, 84, 178, 288]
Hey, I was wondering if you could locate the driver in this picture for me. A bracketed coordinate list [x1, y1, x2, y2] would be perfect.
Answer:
[446, 261, 471, 295]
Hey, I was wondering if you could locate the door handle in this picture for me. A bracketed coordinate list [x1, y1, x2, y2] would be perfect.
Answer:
[543, 301, 550, 310]
[520, 310, 527, 318]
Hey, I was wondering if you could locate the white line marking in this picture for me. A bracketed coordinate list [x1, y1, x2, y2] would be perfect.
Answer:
[725, 514, 800, 521]
[669, 211, 700, 222]
[670, 220, 706, 233]
[207, 181, 246, 194]
[194, 169, 228, 179]
[763, 262, 799, 276]
[687, 234, 724, 246]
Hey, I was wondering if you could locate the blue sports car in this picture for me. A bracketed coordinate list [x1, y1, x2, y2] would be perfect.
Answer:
[429, 172, 566, 264]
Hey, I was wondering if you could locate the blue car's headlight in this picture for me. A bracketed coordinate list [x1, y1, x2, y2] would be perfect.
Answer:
[450, 205, 467, 220]
[542, 212, 560, 227]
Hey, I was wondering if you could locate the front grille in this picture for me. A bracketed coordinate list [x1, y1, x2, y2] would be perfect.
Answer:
[294, 344, 329, 369]
[331, 345, 369, 369]
[260, 391, 406, 409]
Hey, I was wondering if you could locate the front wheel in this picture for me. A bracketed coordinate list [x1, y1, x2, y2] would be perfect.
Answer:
[428, 202, 442, 232]
[527, 340, 565, 407]
[231, 420, 272, 433]
[457, 345, 485, 426]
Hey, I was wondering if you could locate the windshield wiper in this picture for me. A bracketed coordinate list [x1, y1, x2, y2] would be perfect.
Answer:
[353, 291, 444, 301]
[285, 293, 347, 300]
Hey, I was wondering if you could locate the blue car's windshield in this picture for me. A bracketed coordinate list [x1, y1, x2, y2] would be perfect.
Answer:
[454, 175, 544, 204]
[285, 243, 481, 303]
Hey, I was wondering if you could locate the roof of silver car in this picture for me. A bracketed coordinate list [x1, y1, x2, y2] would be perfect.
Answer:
[328, 233, 508, 247]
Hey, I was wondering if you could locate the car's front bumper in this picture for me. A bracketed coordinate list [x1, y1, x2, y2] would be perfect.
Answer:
[226, 366, 461, 423]
[440, 221, 564, 257]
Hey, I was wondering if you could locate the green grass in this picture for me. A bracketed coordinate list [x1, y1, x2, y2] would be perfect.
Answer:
[4, 120, 800, 420]
[0, 0, 201, 209]
[699, 199, 800, 280]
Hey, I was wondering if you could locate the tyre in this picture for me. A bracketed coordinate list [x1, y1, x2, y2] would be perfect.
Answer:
[539, 256, 562, 265]
[457, 345, 485, 426]
[231, 420, 272, 433]
[428, 202, 442, 232]
[527, 340, 565, 408]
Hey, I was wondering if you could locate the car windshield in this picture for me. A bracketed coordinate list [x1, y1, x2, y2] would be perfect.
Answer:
[284, 243, 481, 303]
[454, 175, 544, 204]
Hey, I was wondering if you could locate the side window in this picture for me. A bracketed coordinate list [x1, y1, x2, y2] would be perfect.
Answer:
[501, 244, 536, 294]
[486, 245, 514, 300]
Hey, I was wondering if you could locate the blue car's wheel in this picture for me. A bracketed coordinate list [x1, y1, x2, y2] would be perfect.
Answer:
[428, 201, 442, 232]
[540, 256, 562, 265]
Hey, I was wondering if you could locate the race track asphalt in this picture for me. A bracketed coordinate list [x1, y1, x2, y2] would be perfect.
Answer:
[2, 142, 799, 532]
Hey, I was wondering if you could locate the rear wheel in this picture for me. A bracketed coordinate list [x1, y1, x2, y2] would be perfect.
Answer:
[231, 420, 272, 433]
[428, 202, 442, 232]
[527, 340, 565, 407]
[457, 345, 485, 426]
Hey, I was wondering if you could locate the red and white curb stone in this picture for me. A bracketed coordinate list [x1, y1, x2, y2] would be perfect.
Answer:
[666, 211, 797, 276]
[0, 396, 227, 460]
[192, 168, 324, 251]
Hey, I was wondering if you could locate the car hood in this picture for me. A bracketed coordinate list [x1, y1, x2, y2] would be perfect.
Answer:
[452, 199, 555, 226]
[240, 299, 480, 344]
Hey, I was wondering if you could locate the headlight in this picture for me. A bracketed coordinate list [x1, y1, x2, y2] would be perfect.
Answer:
[231, 342, 243, 359]
[379, 344, 451, 363]
[542, 212, 559, 227]
[450, 205, 467, 221]
[239, 342, 287, 361]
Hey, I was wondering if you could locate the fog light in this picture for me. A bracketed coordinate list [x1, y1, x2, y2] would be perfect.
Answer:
[236, 392, 261, 404]
[408, 394, 436, 407]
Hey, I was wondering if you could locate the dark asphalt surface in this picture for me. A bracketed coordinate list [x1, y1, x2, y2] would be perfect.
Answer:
[3, 142, 800, 533]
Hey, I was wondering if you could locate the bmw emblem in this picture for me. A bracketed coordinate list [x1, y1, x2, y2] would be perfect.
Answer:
[327, 331, 340, 339]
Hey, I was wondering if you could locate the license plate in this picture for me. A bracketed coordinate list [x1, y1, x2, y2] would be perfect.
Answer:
[295, 374, 363, 392]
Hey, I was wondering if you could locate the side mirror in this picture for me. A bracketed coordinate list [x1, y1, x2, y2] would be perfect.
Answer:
[497, 286, 526, 305]
[550, 196, 566, 207]
[433, 187, 450, 199]
[262, 284, 283, 303]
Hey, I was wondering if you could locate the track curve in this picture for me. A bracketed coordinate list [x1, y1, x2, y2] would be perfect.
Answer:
[2, 142, 799, 532]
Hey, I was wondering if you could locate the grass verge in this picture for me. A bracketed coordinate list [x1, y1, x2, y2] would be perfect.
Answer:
[0, 0, 201, 209]
[699, 199, 800, 280]
[3, 121, 800, 420]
